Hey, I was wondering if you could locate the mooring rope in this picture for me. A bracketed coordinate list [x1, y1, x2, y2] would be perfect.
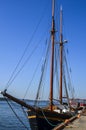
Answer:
[4, 97, 29, 130]
[41, 109, 59, 127]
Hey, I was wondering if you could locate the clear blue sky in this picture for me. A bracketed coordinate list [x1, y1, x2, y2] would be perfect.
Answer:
[0, 0, 86, 99]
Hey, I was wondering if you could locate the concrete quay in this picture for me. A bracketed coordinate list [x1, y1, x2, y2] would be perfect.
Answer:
[53, 109, 86, 130]
[63, 114, 86, 130]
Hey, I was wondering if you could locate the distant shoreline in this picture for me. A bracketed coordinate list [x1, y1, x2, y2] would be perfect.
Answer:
[0, 98, 49, 102]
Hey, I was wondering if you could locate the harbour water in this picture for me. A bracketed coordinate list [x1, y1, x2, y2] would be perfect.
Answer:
[0, 100, 31, 130]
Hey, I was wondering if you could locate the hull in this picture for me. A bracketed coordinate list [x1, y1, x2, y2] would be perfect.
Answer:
[28, 108, 73, 130]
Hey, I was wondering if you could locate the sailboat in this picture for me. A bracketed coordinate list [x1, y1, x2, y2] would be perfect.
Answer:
[0, 0, 76, 130]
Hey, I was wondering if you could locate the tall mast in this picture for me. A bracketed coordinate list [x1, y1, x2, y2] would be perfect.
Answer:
[50, 0, 55, 111]
[59, 6, 63, 104]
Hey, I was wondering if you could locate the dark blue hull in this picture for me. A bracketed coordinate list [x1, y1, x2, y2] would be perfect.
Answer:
[28, 109, 73, 130]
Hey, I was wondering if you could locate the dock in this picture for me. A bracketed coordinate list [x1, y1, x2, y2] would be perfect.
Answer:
[64, 114, 86, 130]
[53, 109, 86, 130]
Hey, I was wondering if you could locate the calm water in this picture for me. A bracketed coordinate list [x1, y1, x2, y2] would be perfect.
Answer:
[0, 101, 31, 130]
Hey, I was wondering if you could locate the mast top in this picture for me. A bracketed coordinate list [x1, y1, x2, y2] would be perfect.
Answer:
[60, 5, 62, 11]
[52, 0, 55, 18]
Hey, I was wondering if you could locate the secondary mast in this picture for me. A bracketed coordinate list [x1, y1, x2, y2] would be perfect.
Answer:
[50, 0, 55, 111]
[59, 6, 63, 104]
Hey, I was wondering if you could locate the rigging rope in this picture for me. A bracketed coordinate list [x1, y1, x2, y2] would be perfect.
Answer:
[5, 41, 41, 90]
[5, 1, 50, 91]
[63, 48, 75, 98]
[23, 49, 45, 99]
[63, 74, 70, 108]
[4, 97, 29, 130]
[21, 105, 30, 125]
[41, 109, 59, 127]
[54, 43, 60, 99]
[5, 24, 49, 90]
[34, 37, 51, 105]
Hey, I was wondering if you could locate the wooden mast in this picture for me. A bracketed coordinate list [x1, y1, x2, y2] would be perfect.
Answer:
[59, 6, 63, 104]
[50, 0, 55, 111]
